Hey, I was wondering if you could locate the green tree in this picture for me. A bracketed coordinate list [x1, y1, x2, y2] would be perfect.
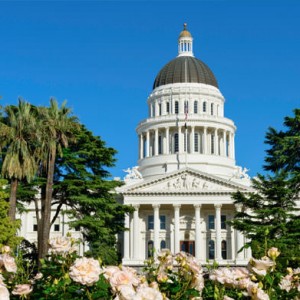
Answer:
[53, 125, 133, 264]
[230, 109, 300, 267]
[0, 100, 37, 221]
[264, 108, 300, 186]
[36, 99, 79, 259]
[0, 179, 22, 248]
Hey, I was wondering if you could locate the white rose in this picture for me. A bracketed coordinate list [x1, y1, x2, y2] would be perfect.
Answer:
[1, 254, 17, 273]
[109, 270, 139, 291]
[118, 285, 136, 300]
[0, 285, 9, 300]
[249, 257, 275, 276]
[12, 284, 33, 296]
[49, 236, 76, 255]
[133, 286, 163, 300]
[69, 257, 101, 286]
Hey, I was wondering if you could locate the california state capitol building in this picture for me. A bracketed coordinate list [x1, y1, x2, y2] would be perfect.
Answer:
[117, 24, 254, 267]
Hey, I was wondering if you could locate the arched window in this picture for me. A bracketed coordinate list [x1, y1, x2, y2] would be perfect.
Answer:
[175, 101, 179, 114]
[211, 103, 214, 115]
[174, 133, 179, 153]
[148, 240, 154, 258]
[194, 101, 198, 114]
[203, 101, 207, 112]
[208, 240, 215, 259]
[222, 240, 227, 259]
[160, 240, 166, 250]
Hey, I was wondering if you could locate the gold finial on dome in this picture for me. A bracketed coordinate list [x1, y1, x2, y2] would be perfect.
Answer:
[179, 23, 192, 38]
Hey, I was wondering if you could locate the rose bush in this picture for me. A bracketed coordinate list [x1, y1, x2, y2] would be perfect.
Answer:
[0, 237, 299, 299]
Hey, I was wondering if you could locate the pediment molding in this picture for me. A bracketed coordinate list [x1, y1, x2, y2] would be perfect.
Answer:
[120, 167, 251, 196]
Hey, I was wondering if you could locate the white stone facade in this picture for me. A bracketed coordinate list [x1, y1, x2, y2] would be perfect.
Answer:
[118, 25, 252, 266]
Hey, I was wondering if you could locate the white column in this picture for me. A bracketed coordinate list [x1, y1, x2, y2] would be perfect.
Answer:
[165, 127, 169, 154]
[178, 126, 181, 153]
[170, 223, 174, 253]
[173, 204, 181, 254]
[203, 127, 207, 154]
[153, 204, 160, 255]
[223, 130, 227, 157]
[146, 131, 150, 157]
[235, 204, 244, 260]
[124, 214, 130, 260]
[139, 134, 144, 159]
[228, 131, 232, 158]
[155, 129, 159, 156]
[194, 204, 201, 260]
[214, 128, 218, 155]
[232, 133, 235, 159]
[190, 126, 195, 154]
[215, 204, 222, 261]
[132, 205, 140, 260]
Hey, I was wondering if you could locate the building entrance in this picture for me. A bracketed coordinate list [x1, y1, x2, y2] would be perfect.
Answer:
[180, 241, 195, 256]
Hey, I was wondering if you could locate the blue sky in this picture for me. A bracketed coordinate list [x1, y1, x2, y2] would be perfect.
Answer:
[0, 1, 299, 179]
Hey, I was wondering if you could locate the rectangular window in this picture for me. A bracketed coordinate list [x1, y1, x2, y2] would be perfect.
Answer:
[148, 215, 166, 230]
[159, 103, 162, 116]
[203, 101, 207, 112]
[148, 215, 154, 230]
[208, 215, 215, 230]
[221, 215, 227, 229]
[33, 224, 38, 232]
[175, 101, 179, 114]
[166, 102, 170, 113]
[194, 133, 199, 152]
[160, 215, 166, 230]
[194, 101, 198, 114]
[53, 218, 60, 232]
[174, 133, 179, 153]
[211, 103, 214, 115]
[158, 136, 162, 154]
[211, 134, 215, 154]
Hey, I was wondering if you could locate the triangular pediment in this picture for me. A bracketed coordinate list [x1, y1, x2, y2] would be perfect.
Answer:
[119, 168, 251, 195]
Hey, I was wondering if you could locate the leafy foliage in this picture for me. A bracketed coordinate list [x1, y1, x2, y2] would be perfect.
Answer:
[0, 179, 22, 249]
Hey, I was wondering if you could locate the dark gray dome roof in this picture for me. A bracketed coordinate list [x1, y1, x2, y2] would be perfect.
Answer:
[153, 56, 218, 89]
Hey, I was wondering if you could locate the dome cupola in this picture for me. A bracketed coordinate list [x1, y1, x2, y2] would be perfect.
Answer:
[153, 23, 218, 89]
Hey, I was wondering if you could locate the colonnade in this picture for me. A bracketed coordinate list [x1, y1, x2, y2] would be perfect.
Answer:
[138, 126, 235, 159]
[123, 203, 248, 263]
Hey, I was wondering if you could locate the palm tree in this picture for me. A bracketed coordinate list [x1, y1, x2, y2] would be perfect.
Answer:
[37, 98, 79, 259]
[0, 99, 37, 221]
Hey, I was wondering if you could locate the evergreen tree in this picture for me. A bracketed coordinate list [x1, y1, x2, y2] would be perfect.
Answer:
[230, 109, 300, 267]
[53, 125, 133, 264]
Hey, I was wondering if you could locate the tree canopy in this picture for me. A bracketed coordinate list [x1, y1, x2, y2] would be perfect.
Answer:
[230, 109, 300, 268]
[0, 99, 131, 264]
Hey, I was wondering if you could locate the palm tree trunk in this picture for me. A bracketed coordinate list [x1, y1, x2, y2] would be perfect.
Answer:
[38, 146, 56, 260]
[9, 178, 18, 221]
